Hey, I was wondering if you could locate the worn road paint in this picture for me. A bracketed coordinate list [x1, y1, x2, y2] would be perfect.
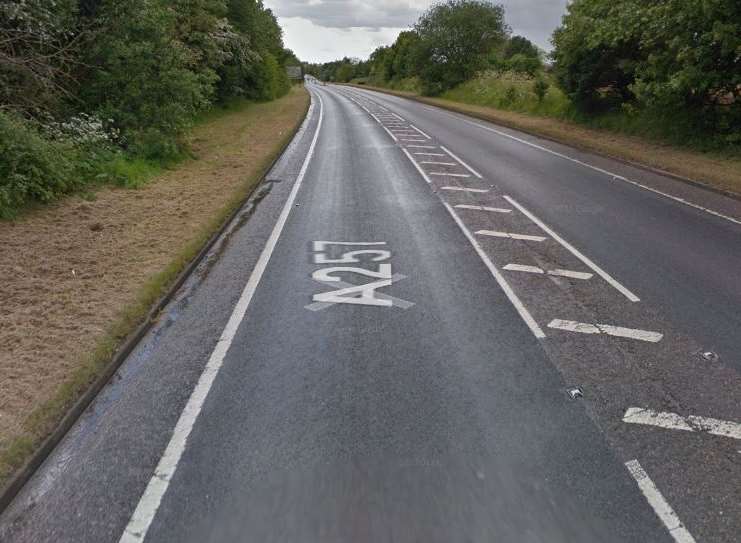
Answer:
[623, 408, 741, 440]
[430, 172, 471, 178]
[403, 149, 432, 185]
[410, 124, 431, 139]
[477, 230, 547, 242]
[413, 152, 446, 157]
[441, 186, 489, 193]
[504, 264, 593, 280]
[119, 92, 326, 543]
[547, 319, 663, 342]
[454, 204, 512, 213]
[625, 460, 696, 543]
[504, 196, 641, 302]
[306, 274, 414, 311]
[420, 161, 457, 166]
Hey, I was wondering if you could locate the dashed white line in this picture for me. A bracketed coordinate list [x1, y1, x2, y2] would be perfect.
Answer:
[503, 264, 593, 279]
[547, 319, 663, 342]
[454, 204, 512, 213]
[119, 92, 326, 543]
[477, 230, 547, 242]
[503, 196, 641, 302]
[430, 172, 471, 178]
[440, 145, 483, 179]
[441, 186, 489, 193]
[625, 460, 696, 543]
[623, 407, 741, 440]
[442, 203, 545, 338]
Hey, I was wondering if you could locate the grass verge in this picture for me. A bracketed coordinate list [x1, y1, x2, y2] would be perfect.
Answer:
[347, 82, 741, 196]
[0, 86, 310, 485]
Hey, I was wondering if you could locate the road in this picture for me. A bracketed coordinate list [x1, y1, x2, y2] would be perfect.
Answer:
[1, 82, 740, 542]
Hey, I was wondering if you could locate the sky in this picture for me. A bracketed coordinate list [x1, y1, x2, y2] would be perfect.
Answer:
[264, 0, 570, 63]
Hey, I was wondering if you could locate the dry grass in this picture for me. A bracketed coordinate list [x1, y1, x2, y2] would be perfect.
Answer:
[348, 84, 741, 197]
[0, 86, 310, 481]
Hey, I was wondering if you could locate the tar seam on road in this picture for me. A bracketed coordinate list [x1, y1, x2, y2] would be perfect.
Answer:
[119, 91, 325, 543]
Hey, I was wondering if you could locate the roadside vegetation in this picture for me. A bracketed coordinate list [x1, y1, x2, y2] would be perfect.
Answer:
[0, 0, 300, 218]
[307, 0, 740, 156]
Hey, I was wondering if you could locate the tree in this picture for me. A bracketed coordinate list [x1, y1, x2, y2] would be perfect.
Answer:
[504, 36, 540, 59]
[413, 0, 509, 95]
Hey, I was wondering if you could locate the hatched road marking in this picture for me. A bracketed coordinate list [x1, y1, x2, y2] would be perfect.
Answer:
[623, 408, 741, 440]
[548, 319, 663, 342]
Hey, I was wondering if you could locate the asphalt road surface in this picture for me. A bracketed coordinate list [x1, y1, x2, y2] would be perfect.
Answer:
[1, 82, 740, 543]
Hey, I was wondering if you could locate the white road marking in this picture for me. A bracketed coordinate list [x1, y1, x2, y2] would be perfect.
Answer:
[503, 196, 641, 302]
[623, 407, 741, 440]
[547, 319, 663, 342]
[407, 145, 438, 149]
[381, 126, 398, 142]
[441, 186, 489, 193]
[503, 264, 593, 279]
[410, 124, 431, 139]
[414, 152, 446, 156]
[443, 203, 545, 338]
[402, 148, 432, 185]
[454, 204, 512, 213]
[460, 117, 741, 227]
[477, 230, 547, 242]
[119, 92, 325, 543]
[306, 273, 414, 311]
[625, 460, 696, 543]
[401, 138, 427, 142]
[391, 112, 406, 121]
[430, 172, 471, 178]
[440, 145, 483, 179]
[421, 161, 457, 166]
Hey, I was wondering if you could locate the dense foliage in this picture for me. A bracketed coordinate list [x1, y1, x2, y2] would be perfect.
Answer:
[0, 0, 297, 216]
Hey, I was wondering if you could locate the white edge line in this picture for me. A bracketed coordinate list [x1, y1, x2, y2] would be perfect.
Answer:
[402, 148, 432, 185]
[410, 124, 431, 139]
[119, 92, 325, 543]
[442, 203, 545, 338]
[381, 125, 398, 141]
[503, 195, 640, 302]
[461, 118, 741, 227]
[440, 145, 483, 179]
[625, 460, 696, 543]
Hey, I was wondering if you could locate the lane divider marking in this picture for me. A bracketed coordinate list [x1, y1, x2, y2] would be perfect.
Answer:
[503, 264, 593, 280]
[119, 91, 326, 543]
[421, 161, 457, 166]
[455, 204, 512, 213]
[441, 186, 488, 193]
[623, 407, 741, 440]
[407, 145, 437, 149]
[476, 230, 547, 242]
[440, 145, 483, 179]
[402, 148, 432, 185]
[381, 126, 398, 142]
[410, 124, 432, 139]
[504, 195, 641, 302]
[625, 460, 696, 543]
[430, 172, 471, 178]
[547, 319, 663, 342]
[414, 152, 446, 156]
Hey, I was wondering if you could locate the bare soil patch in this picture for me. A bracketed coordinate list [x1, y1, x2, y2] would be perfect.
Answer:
[348, 84, 741, 197]
[0, 87, 309, 479]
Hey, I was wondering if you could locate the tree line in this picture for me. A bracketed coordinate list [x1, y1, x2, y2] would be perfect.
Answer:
[308, 0, 739, 148]
[1, 0, 300, 216]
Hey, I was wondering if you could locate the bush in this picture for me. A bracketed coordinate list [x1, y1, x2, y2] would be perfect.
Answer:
[534, 78, 550, 102]
[0, 112, 75, 217]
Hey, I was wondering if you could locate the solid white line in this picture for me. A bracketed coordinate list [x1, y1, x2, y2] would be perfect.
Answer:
[440, 145, 483, 179]
[381, 126, 398, 141]
[410, 124, 431, 139]
[477, 230, 547, 242]
[430, 172, 471, 178]
[503, 195, 641, 302]
[454, 204, 512, 213]
[443, 203, 545, 338]
[503, 264, 593, 279]
[391, 112, 406, 121]
[421, 161, 456, 166]
[461, 117, 741, 227]
[503, 264, 543, 274]
[119, 93, 325, 543]
[623, 407, 741, 440]
[625, 460, 696, 543]
[402, 148, 432, 185]
[549, 269, 593, 280]
[441, 186, 489, 193]
[547, 319, 663, 342]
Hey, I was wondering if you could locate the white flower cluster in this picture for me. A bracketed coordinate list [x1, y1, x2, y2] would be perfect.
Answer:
[45, 113, 121, 147]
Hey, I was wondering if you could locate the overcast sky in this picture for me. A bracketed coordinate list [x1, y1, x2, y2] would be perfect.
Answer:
[264, 1, 569, 63]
